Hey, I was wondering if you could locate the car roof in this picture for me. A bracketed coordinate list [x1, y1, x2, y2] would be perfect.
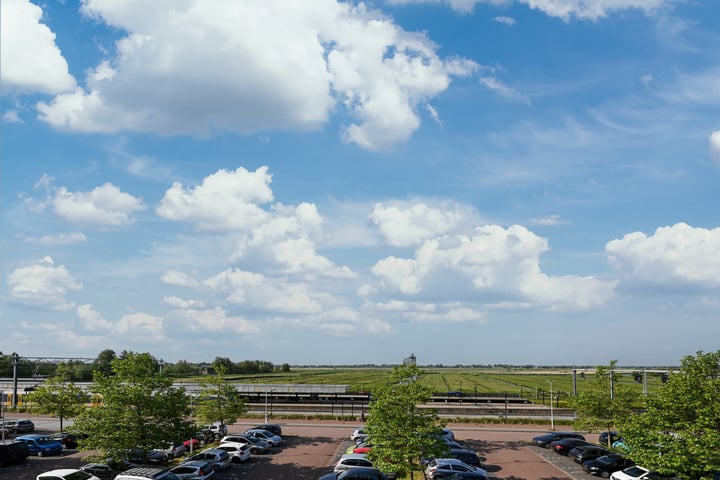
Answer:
[433, 458, 472, 466]
[341, 453, 370, 459]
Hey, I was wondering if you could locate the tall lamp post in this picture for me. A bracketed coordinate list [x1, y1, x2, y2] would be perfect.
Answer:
[264, 388, 276, 424]
[546, 380, 554, 431]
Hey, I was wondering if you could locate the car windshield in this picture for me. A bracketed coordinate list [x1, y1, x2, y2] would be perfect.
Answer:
[623, 467, 648, 477]
[36, 437, 57, 445]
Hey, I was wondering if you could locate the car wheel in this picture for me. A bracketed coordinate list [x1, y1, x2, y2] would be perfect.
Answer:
[600, 472, 610, 478]
[37, 451, 44, 457]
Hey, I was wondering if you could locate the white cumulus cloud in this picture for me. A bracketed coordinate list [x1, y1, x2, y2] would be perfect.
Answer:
[156, 166, 273, 231]
[0, 0, 75, 95]
[710, 131, 720, 167]
[52, 183, 145, 227]
[606, 223, 720, 290]
[370, 201, 476, 247]
[373, 225, 616, 310]
[35, 0, 477, 151]
[77, 304, 113, 331]
[9, 256, 82, 311]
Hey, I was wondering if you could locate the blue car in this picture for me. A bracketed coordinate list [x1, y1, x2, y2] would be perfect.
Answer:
[15, 434, 64, 456]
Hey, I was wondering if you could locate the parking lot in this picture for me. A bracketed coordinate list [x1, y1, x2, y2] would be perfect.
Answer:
[1, 418, 591, 480]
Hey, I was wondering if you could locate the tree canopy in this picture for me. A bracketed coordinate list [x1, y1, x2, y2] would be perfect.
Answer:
[366, 364, 446, 479]
[194, 366, 247, 429]
[71, 352, 194, 459]
[571, 360, 636, 446]
[620, 351, 720, 480]
[26, 363, 86, 432]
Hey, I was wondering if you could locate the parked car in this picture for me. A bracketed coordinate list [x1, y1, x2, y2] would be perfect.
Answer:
[51, 433, 81, 449]
[36, 469, 101, 480]
[126, 448, 170, 466]
[206, 422, 227, 440]
[115, 466, 182, 480]
[319, 467, 389, 480]
[0, 440, 29, 466]
[441, 428, 455, 442]
[550, 438, 593, 455]
[220, 434, 271, 454]
[215, 442, 252, 463]
[169, 460, 216, 479]
[532, 431, 585, 448]
[158, 442, 186, 459]
[599, 431, 623, 446]
[16, 434, 64, 456]
[425, 458, 488, 480]
[350, 428, 367, 442]
[3, 418, 35, 433]
[583, 454, 635, 478]
[244, 428, 282, 446]
[80, 459, 140, 479]
[447, 449, 483, 468]
[334, 454, 374, 473]
[186, 448, 232, 471]
[570, 445, 611, 464]
[610, 466, 679, 480]
[352, 442, 372, 454]
[252, 423, 283, 436]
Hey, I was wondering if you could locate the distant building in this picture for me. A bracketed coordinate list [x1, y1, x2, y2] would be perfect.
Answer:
[403, 353, 417, 366]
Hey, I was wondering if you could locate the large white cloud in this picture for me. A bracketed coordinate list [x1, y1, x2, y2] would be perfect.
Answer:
[370, 201, 477, 247]
[606, 223, 720, 290]
[35, 0, 477, 150]
[156, 166, 273, 231]
[0, 0, 75, 95]
[372, 224, 616, 310]
[51, 183, 146, 226]
[386, 0, 674, 20]
[8, 256, 82, 311]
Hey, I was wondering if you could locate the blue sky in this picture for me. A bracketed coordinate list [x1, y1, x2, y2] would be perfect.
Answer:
[2, 0, 719, 367]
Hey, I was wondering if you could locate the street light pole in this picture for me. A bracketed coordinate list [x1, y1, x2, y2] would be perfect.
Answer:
[546, 380, 554, 431]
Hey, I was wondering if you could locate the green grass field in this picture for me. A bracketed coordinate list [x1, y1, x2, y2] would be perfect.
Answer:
[220, 366, 667, 407]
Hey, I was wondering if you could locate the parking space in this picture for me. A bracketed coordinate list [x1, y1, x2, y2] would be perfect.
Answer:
[1, 420, 590, 480]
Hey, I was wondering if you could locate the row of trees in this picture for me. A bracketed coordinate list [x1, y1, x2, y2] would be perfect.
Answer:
[28, 352, 247, 460]
[0, 350, 290, 382]
[572, 352, 720, 480]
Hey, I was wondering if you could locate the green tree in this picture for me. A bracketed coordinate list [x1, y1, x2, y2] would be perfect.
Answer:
[571, 360, 636, 446]
[366, 364, 446, 479]
[92, 349, 116, 376]
[620, 351, 720, 480]
[195, 366, 246, 433]
[71, 352, 194, 459]
[26, 363, 86, 432]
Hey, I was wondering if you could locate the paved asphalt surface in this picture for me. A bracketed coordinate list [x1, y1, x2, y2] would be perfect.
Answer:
[1, 415, 601, 480]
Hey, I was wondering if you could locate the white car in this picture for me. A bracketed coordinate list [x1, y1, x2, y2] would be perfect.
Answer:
[351, 428, 368, 442]
[610, 466, 679, 480]
[215, 442, 252, 463]
[245, 428, 282, 446]
[334, 453, 374, 473]
[37, 469, 101, 480]
[169, 460, 216, 479]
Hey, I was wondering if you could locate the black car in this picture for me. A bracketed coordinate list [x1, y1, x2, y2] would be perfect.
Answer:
[448, 449, 483, 468]
[126, 448, 170, 466]
[582, 454, 635, 478]
[532, 431, 585, 448]
[570, 445, 610, 464]
[81, 459, 140, 479]
[550, 438, 593, 455]
[0, 441, 29, 466]
[252, 423, 283, 436]
[599, 431, 622, 446]
[51, 432, 80, 449]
